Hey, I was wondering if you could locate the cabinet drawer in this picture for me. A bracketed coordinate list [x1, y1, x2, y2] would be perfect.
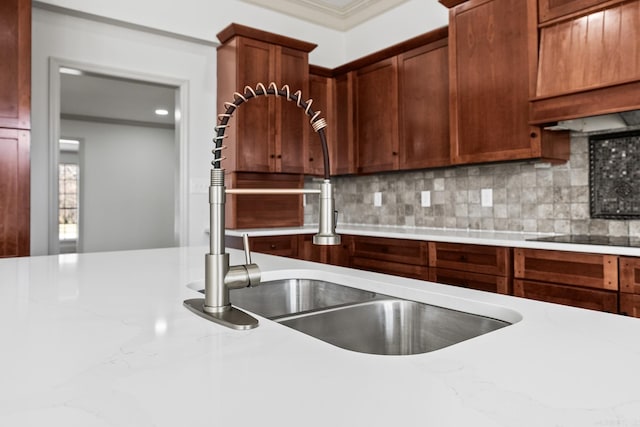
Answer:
[351, 256, 429, 280]
[514, 279, 618, 313]
[514, 248, 618, 291]
[227, 235, 298, 258]
[429, 268, 511, 294]
[428, 242, 511, 276]
[620, 256, 640, 294]
[351, 236, 428, 266]
[620, 293, 640, 318]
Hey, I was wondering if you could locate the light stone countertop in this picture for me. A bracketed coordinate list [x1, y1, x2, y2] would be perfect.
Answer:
[226, 224, 640, 257]
[1, 246, 640, 426]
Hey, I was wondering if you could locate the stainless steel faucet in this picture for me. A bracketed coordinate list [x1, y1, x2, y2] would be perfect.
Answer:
[184, 82, 340, 329]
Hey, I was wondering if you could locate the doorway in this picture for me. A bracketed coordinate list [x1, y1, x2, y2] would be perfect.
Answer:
[49, 59, 188, 254]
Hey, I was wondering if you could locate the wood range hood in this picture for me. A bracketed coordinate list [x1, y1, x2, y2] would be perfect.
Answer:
[530, 0, 640, 129]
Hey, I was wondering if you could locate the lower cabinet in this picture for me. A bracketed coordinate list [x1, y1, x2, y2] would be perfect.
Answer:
[428, 242, 512, 294]
[227, 234, 298, 258]
[349, 235, 429, 280]
[620, 256, 640, 318]
[514, 248, 619, 313]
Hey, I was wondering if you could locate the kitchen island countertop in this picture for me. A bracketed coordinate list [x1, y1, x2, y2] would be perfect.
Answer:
[1, 246, 640, 426]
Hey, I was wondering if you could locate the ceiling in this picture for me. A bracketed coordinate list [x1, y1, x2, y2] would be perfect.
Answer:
[240, 0, 409, 30]
[60, 70, 176, 129]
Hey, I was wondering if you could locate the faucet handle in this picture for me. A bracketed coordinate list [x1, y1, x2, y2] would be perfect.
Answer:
[242, 233, 252, 264]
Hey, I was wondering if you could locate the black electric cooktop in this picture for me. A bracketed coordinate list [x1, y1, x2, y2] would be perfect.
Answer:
[527, 234, 640, 248]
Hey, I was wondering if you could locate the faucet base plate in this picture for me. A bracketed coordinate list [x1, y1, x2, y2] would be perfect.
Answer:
[183, 298, 259, 330]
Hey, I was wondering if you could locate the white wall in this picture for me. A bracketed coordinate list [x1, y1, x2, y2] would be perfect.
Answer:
[34, 0, 448, 67]
[61, 120, 175, 253]
[32, 7, 217, 255]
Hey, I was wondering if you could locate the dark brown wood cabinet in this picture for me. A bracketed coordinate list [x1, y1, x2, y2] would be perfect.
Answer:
[216, 24, 315, 174]
[227, 234, 298, 258]
[398, 40, 451, 170]
[532, 0, 640, 124]
[620, 256, 640, 318]
[355, 57, 400, 174]
[225, 172, 303, 229]
[513, 248, 619, 312]
[538, 0, 610, 23]
[428, 242, 511, 293]
[350, 235, 429, 280]
[333, 72, 357, 175]
[0, 0, 30, 258]
[306, 68, 333, 177]
[448, 0, 569, 164]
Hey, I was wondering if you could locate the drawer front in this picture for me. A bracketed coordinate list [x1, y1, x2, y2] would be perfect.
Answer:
[514, 248, 618, 291]
[351, 256, 429, 280]
[620, 256, 640, 294]
[428, 242, 511, 276]
[429, 268, 511, 294]
[514, 279, 618, 313]
[227, 235, 298, 258]
[620, 293, 640, 318]
[351, 236, 428, 266]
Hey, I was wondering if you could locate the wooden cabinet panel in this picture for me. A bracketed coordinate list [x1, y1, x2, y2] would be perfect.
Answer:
[620, 293, 640, 318]
[216, 24, 314, 174]
[225, 172, 303, 229]
[333, 72, 356, 175]
[0, 0, 30, 130]
[306, 70, 333, 177]
[296, 233, 326, 263]
[0, 129, 29, 257]
[514, 248, 618, 291]
[620, 256, 640, 294]
[355, 57, 399, 173]
[539, 0, 613, 23]
[428, 242, 511, 276]
[537, 1, 640, 97]
[430, 268, 511, 294]
[514, 279, 618, 313]
[398, 41, 451, 170]
[351, 235, 428, 266]
[227, 234, 298, 257]
[276, 46, 307, 174]
[449, 0, 568, 164]
[351, 256, 429, 280]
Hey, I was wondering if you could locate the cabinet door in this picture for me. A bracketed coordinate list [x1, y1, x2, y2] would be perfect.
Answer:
[235, 37, 275, 172]
[620, 293, 640, 318]
[620, 256, 640, 294]
[398, 42, 451, 170]
[428, 242, 511, 276]
[449, 0, 542, 164]
[355, 57, 399, 173]
[275, 46, 307, 174]
[514, 279, 618, 313]
[538, 0, 609, 23]
[328, 235, 352, 267]
[430, 268, 511, 294]
[514, 248, 618, 291]
[0, 0, 30, 130]
[0, 129, 29, 257]
[333, 72, 356, 175]
[297, 233, 327, 263]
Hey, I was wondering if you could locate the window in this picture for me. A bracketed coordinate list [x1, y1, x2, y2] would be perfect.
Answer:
[59, 163, 79, 241]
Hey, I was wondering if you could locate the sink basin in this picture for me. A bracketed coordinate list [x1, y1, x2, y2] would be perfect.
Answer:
[227, 278, 381, 319]
[278, 299, 511, 355]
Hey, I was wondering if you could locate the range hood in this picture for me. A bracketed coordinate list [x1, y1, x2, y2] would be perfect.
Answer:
[546, 111, 640, 133]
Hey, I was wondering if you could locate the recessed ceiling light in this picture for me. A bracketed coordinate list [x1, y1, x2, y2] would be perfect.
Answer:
[59, 67, 83, 76]
[155, 108, 169, 116]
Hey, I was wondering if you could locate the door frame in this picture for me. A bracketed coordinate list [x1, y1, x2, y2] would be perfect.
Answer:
[48, 57, 189, 254]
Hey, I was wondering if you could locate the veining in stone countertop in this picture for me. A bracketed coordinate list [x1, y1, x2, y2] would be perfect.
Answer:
[1, 246, 640, 426]
[226, 224, 640, 256]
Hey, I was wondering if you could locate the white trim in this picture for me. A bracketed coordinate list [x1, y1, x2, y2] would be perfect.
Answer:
[48, 57, 189, 253]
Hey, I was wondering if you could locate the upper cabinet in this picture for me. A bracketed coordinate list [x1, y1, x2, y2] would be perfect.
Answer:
[538, 0, 609, 23]
[0, 0, 30, 257]
[448, 0, 569, 164]
[216, 24, 316, 174]
[0, 0, 30, 130]
[531, 0, 640, 124]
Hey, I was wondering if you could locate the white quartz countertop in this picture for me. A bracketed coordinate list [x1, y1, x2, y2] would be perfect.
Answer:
[226, 224, 640, 256]
[2, 246, 640, 426]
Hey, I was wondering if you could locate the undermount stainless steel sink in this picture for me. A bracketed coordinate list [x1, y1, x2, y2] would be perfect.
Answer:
[278, 299, 511, 355]
[228, 278, 382, 319]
